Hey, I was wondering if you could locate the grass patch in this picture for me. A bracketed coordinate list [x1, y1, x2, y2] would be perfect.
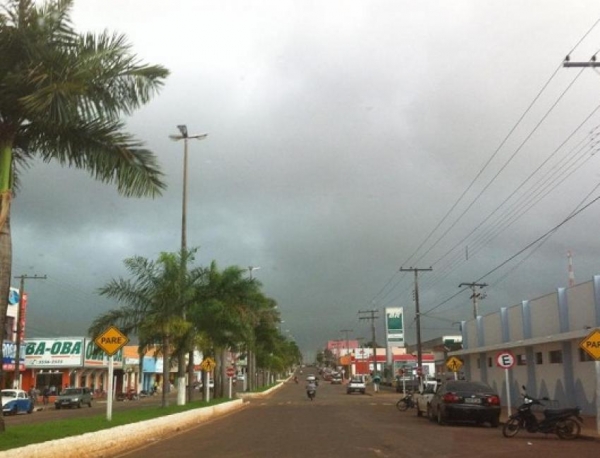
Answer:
[0, 397, 230, 452]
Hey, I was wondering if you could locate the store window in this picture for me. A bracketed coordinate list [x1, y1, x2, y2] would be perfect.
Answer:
[549, 350, 563, 364]
[487, 357, 492, 367]
[517, 354, 526, 366]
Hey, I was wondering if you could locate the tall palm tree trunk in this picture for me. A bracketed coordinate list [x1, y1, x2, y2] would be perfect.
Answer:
[161, 335, 170, 408]
[0, 216, 11, 432]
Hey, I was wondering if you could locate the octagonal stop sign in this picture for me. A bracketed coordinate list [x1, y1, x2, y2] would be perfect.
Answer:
[226, 367, 235, 378]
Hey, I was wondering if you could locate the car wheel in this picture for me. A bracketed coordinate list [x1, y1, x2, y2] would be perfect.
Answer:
[11, 406, 18, 416]
[27, 404, 33, 414]
[490, 416, 500, 428]
[88, 401, 92, 408]
[55, 405, 61, 410]
[417, 404, 422, 417]
[77, 401, 82, 409]
[437, 408, 445, 426]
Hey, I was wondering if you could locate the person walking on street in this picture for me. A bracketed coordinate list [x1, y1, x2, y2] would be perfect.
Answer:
[373, 373, 381, 393]
[42, 386, 50, 406]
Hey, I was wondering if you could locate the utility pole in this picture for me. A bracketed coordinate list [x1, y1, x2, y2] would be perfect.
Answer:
[400, 267, 432, 385]
[340, 329, 353, 379]
[13, 274, 46, 389]
[458, 282, 488, 319]
[358, 310, 379, 376]
[563, 56, 600, 68]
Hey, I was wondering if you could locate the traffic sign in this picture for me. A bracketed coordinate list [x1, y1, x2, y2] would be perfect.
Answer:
[580, 328, 600, 360]
[226, 366, 235, 377]
[199, 357, 216, 371]
[446, 356, 463, 372]
[94, 326, 129, 356]
[496, 351, 515, 369]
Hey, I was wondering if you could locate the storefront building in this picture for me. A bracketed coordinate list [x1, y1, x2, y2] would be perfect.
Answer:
[21, 337, 123, 396]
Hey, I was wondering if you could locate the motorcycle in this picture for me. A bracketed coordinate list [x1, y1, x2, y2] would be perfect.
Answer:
[396, 392, 416, 411]
[307, 388, 316, 401]
[502, 386, 582, 440]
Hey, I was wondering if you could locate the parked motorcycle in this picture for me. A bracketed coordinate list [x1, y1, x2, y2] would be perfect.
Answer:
[502, 386, 582, 440]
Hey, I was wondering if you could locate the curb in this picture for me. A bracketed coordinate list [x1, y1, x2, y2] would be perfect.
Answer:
[0, 399, 246, 458]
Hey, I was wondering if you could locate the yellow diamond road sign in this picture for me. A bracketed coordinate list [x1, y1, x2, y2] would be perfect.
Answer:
[95, 326, 129, 356]
[199, 357, 216, 371]
[580, 329, 600, 360]
[446, 356, 463, 372]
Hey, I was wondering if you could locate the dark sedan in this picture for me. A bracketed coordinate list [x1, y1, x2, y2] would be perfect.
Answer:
[428, 380, 501, 427]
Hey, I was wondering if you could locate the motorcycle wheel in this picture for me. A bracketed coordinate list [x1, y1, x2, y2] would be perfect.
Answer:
[502, 418, 522, 437]
[556, 418, 581, 440]
[396, 398, 408, 411]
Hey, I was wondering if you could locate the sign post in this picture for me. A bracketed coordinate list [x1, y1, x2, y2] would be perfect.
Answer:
[94, 326, 129, 421]
[496, 351, 515, 417]
[199, 357, 216, 402]
[227, 366, 235, 399]
[579, 329, 600, 435]
[446, 356, 463, 380]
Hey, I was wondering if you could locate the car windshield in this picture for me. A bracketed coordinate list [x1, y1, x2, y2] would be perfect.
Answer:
[350, 378, 363, 383]
[63, 388, 82, 395]
[1, 390, 16, 398]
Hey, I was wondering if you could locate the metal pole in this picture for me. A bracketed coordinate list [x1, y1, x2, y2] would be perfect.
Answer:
[13, 274, 46, 388]
[107, 356, 114, 421]
[400, 267, 432, 386]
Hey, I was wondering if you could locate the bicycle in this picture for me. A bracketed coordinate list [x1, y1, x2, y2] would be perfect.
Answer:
[396, 392, 416, 411]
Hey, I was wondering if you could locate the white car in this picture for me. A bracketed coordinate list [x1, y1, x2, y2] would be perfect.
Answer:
[346, 377, 366, 394]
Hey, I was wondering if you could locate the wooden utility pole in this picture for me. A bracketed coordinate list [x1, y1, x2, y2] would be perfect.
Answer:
[458, 282, 488, 319]
[340, 329, 353, 379]
[13, 274, 46, 389]
[400, 267, 432, 384]
[358, 310, 379, 375]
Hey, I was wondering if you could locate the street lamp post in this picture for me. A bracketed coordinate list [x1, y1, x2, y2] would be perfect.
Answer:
[246, 266, 260, 390]
[170, 125, 208, 405]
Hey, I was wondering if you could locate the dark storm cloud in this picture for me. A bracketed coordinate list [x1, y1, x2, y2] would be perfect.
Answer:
[10, 0, 600, 359]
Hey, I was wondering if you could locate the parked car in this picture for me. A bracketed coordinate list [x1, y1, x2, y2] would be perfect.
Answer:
[1, 389, 34, 416]
[428, 380, 501, 427]
[54, 387, 93, 409]
[346, 377, 366, 394]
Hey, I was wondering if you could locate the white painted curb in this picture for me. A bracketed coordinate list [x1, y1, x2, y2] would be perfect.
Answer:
[0, 399, 246, 458]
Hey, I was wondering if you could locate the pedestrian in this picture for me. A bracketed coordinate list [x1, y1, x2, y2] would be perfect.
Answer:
[42, 386, 50, 405]
[372, 373, 381, 393]
[28, 386, 37, 404]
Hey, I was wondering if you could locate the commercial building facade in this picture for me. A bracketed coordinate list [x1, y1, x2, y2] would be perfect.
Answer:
[451, 275, 600, 416]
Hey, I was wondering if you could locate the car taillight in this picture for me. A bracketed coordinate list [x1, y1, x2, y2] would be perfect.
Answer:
[443, 393, 460, 403]
[487, 395, 500, 405]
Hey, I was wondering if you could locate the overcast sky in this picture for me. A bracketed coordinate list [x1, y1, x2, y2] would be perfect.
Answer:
[11, 0, 600, 361]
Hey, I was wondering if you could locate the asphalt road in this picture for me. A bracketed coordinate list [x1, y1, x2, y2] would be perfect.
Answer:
[112, 379, 600, 458]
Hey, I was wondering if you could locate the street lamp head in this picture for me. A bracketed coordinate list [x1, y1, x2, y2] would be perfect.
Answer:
[177, 124, 188, 137]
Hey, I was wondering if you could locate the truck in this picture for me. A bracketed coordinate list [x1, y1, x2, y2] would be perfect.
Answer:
[414, 379, 438, 418]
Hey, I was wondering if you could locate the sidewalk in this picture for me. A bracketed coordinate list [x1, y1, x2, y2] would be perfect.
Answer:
[499, 406, 598, 440]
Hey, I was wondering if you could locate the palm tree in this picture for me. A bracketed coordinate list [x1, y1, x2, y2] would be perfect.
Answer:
[90, 250, 205, 408]
[0, 0, 168, 430]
